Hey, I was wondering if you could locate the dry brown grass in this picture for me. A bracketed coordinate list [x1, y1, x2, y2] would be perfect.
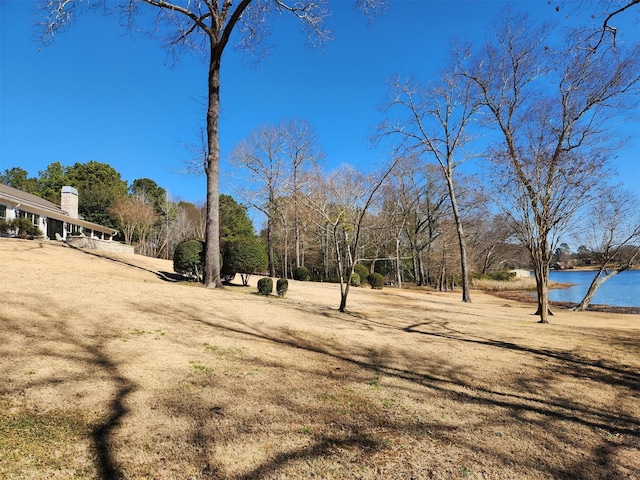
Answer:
[1, 238, 639, 480]
[470, 277, 565, 291]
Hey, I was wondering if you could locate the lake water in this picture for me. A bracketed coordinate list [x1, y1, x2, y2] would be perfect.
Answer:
[547, 270, 640, 308]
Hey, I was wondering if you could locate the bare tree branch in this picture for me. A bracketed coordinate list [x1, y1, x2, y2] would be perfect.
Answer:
[459, 10, 639, 322]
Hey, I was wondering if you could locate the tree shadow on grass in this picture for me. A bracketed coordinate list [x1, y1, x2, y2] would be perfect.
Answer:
[403, 320, 640, 392]
[88, 343, 136, 480]
[234, 435, 381, 480]
[156, 302, 639, 479]
[4, 280, 637, 479]
[0, 303, 136, 480]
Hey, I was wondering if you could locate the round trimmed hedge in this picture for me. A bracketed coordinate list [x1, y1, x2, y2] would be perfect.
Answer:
[354, 264, 369, 285]
[173, 238, 205, 281]
[257, 277, 273, 296]
[367, 272, 385, 290]
[277, 278, 288, 297]
[293, 266, 311, 281]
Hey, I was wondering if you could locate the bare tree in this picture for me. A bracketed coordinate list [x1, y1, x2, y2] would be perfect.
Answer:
[39, 0, 383, 288]
[573, 189, 640, 311]
[107, 193, 159, 254]
[378, 70, 480, 302]
[381, 157, 448, 287]
[282, 119, 324, 269]
[108, 195, 138, 245]
[468, 213, 530, 274]
[157, 190, 176, 259]
[230, 123, 288, 277]
[303, 161, 400, 312]
[231, 120, 322, 277]
[132, 192, 161, 256]
[460, 12, 640, 323]
[407, 164, 449, 287]
[350, 206, 388, 277]
[553, 1, 640, 52]
[379, 189, 407, 288]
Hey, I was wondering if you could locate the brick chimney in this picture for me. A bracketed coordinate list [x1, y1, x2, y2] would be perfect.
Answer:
[61, 186, 79, 219]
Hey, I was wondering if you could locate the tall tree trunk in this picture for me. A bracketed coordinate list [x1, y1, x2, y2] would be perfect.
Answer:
[574, 269, 608, 311]
[418, 252, 426, 286]
[294, 173, 301, 269]
[426, 225, 435, 287]
[438, 242, 446, 291]
[332, 226, 349, 313]
[574, 266, 631, 311]
[482, 244, 494, 275]
[267, 213, 276, 277]
[323, 227, 329, 279]
[295, 217, 300, 268]
[339, 273, 351, 312]
[280, 213, 289, 279]
[300, 225, 305, 267]
[445, 173, 471, 302]
[203, 51, 222, 288]
[395, 236, 402, 288]
[533, 258, 552, 323]
[411, 248, 420, 285]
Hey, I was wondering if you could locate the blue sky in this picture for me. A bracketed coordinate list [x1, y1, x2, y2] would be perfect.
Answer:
[1, 0, 639, 205]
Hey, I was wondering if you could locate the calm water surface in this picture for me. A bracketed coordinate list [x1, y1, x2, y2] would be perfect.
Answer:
[547, 269, 640, 308]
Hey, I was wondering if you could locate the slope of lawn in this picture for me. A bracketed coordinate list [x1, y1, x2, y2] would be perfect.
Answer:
[1, 238, 638, 479]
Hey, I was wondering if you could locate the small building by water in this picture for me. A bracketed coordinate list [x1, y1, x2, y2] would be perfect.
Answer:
[510, 269, 532, 278]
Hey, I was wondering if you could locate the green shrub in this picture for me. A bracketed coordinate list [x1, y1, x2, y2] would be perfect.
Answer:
[367, 273, 384, 290]
[489, 270, 516, 281]
[276, 278, 288, 297]
[173, 238, 205, 281]
[10, 217, 42, 239]
[257, 277, 273, 296]
[293, 266, 311, 281]
[0, 219, 11, 235]
[349, 272, 361, 287]
[221, 236, 268, 285]
[354, 264, 369, 285]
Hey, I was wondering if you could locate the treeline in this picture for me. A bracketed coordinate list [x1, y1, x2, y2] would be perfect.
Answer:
[553, 243, 639, 270]
[1, 160, 532, 287]
[234, 156, 532, 288]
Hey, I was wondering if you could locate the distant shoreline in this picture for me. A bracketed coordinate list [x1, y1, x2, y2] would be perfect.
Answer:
[552, 266, 640, 272]
[492, 290, 640, 315]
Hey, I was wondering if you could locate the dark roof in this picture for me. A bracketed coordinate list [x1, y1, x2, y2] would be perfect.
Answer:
[0, 183, 63, 215]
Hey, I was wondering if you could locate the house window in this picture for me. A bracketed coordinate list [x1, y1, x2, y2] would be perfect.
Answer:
[18, 211, 40, 227]
[67, 223, 81, 235]
[0, 205, 6, 220]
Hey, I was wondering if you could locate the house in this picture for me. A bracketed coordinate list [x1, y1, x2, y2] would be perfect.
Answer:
[0, 184, 133, 254]
[510, 269, 532, 278]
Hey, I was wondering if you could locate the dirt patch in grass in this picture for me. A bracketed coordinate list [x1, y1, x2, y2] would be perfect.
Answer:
[1, 238, 639, 479]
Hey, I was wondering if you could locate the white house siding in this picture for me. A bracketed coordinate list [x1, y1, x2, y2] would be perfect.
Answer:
[510, 269, 532, 278]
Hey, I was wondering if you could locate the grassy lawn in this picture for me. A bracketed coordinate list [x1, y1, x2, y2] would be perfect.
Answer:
[1, 239, 638, 479]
